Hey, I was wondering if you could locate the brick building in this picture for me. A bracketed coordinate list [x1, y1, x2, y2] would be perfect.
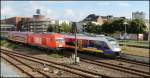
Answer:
[1, 17, 22, 31]
[1, 16, 32, 31]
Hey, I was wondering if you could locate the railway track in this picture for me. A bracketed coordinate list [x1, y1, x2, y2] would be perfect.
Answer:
[80, 57, 150, 77]
[1, 53, 53, 77]
[1, 49, 111, 78]
[115, 58, 149, 67]
[63, 50, 149, 77]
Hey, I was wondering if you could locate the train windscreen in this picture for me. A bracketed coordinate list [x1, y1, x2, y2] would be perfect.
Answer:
[106, 37, 120, 48]
[56, 38, 65, 43]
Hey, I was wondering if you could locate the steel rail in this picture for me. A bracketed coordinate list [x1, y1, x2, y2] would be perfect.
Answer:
[2, 53, 54, 78]
[115, 58, 149, 67]
[80, 57, 150, 77]
[1, 49, 112, 78]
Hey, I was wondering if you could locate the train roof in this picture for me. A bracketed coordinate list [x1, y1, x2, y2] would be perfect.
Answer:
[65, 34, 116, 41]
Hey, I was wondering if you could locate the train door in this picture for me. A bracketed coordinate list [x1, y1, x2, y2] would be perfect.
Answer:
[46, 35, 54, 48]
[42, 36, 46, 46]
[82, 40, 89, 48]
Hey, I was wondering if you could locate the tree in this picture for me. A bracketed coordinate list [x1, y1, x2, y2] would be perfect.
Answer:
[111, 19, 126, 33]
[59, 22, 71, 33]
[95, 25, 102, 34]
[128, 19, 147, 40]
[84, 22, 97, 33]
[101, 21, 115, 35]
[47, 24, 54, 32]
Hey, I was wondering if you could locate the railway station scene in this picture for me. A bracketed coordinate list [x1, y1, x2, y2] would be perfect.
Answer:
[1, 1, 150, 78]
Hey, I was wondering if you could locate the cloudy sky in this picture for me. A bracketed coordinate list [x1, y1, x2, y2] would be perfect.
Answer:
[1, 1, 149, 21]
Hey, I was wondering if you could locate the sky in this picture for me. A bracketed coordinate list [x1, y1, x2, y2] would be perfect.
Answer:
[1, 1, 149, 21]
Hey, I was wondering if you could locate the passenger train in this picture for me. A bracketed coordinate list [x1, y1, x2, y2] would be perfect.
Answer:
[1, 31, 122, 57]
[64, 34, 122, 57]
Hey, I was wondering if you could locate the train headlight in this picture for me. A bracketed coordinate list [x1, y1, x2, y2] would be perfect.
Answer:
[59, 44, 63, 47]
[113, 48, 121, 52]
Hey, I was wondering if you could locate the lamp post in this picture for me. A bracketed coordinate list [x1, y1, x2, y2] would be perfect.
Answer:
[123, 21, 128, 48]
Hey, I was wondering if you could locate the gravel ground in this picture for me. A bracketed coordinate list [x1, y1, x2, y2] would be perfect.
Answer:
[1, 58, 27, 77]
[9, 53, 81, 77]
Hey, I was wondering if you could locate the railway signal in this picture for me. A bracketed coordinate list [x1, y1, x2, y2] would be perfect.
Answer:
[72, 22, 80, 64]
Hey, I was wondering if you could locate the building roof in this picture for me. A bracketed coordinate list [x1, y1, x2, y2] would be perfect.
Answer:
[82, 14, 100, 22]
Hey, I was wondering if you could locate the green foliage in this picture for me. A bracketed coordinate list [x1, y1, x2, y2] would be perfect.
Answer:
[47, 22, 71, 33]
[84, 22, 100, 34]
[110, 19, 126, 32]
[0, 39, 18, 49]
[101, 21, 115, 34]
[59, 22, 71, 33]
[128, 19, 147, 34]
[101, 19, 147, 35]
[47, 24, 54, 32]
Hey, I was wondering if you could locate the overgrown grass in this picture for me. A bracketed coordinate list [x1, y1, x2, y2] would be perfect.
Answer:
[48, 50, 63, 58]
[121, 46, 149, 57]
[0, 39, 19, 49]
[119, 40, 149, 47]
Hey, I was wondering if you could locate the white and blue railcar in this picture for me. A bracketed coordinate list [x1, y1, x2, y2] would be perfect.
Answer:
[65, 34, 122, 57]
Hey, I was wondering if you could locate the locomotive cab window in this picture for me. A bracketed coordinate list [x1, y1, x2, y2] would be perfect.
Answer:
[56, 38, 64, 43]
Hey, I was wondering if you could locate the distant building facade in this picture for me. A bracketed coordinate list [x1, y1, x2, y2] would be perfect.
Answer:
[21, 14, 52, 33]
[0, 24, 15, 31]
[1, 16, 23, 31]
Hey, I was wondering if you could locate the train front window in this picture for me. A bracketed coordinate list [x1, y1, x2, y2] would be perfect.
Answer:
[106, 37, 119, 48]
[106, 37, 116, 42]
[56, 38, 64, 43]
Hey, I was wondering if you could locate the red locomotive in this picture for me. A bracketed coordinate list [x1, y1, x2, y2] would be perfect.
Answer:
[6, 31, 65, 50]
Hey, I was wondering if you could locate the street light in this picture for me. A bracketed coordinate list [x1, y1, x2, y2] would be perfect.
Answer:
[123, 21, 128, 48]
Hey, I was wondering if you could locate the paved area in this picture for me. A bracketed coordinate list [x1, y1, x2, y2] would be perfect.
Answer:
[1, 60, 21, 77]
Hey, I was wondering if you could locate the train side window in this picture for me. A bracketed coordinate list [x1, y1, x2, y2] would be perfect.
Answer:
[102, 41, 110, 50]
[94, 41, 102, 48]
[89, 40, 95, 47]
